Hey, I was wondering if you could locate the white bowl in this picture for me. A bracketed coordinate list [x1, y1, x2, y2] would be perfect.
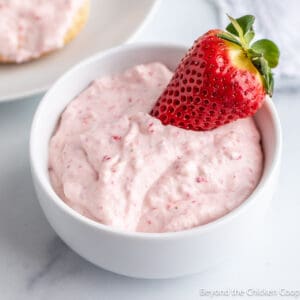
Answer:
[30, 43, 282, 279]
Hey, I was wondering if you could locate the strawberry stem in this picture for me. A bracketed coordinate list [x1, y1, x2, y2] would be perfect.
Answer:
[226, 14, 248, 50]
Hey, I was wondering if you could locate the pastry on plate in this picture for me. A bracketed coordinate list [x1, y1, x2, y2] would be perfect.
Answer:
[0, 0, 89, 63]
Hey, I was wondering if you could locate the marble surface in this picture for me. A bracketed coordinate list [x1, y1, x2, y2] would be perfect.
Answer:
[0, 1, 299, 299]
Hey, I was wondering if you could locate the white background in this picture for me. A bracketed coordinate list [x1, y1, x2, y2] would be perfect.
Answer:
[0, 1, 299, 299]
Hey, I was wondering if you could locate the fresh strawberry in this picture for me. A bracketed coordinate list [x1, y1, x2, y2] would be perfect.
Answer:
[151, 15, 280, 130]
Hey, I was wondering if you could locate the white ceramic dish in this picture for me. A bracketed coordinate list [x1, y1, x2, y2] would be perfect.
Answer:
[30, 43, 282, 279]
[0, 0, 158, 103]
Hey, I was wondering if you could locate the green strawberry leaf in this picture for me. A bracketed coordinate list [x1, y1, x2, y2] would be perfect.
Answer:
[226, 15, 255, 36]
[258, 57, 274, 96]
[268, 72, 274, 95]
[247, 48, 262, 59]
[244, 30, 255, 44]
[251, 39, 280, 68]
[217, 32, 242, 46]
[226, 15, 244, 40]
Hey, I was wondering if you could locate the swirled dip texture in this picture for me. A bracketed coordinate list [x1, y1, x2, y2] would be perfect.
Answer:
[0, 0, 84, 62]
[49, 63, 263, 233]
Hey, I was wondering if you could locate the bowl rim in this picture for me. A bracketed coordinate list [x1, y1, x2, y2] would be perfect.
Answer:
[30, 42, 282, 240]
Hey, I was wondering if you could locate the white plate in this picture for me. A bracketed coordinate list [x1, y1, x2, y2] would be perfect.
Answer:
[0, 0, 158, 102]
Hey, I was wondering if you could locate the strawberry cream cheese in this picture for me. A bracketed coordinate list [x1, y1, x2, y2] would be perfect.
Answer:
[0, 0, 85, 63]
[49, 63, 263, 233]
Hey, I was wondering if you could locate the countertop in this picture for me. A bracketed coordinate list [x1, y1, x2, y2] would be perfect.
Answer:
[0, 1, 299, 299]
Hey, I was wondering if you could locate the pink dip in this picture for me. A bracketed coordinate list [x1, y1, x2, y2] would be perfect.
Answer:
[49, 63, 263, 233]
[0, 0, 85, 62]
